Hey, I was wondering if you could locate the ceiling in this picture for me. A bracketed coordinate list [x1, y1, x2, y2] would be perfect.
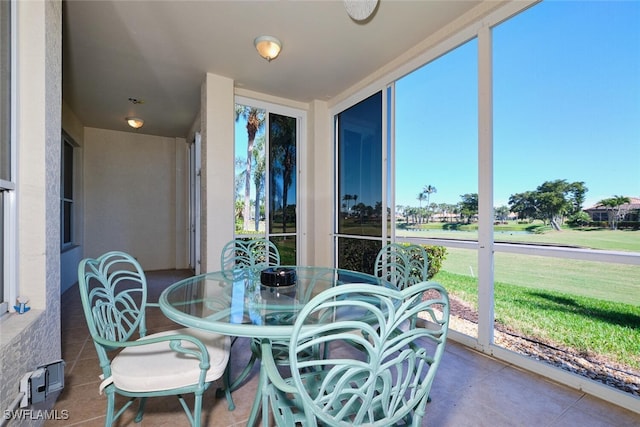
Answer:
[63, 0, 482, 138]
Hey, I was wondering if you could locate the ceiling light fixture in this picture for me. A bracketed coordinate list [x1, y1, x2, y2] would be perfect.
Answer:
[254, 36, 282, 62]
[344, 0, 379, 21]
[126, 117, 144, 129]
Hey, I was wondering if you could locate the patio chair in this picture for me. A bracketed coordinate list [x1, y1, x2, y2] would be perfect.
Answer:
[375, 242, 429, 290]
[220, 237, 281, 273]
[260, 281, 450, 426]
[78, 251, 231, 427]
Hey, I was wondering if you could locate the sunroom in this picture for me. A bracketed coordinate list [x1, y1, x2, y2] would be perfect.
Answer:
[1, 0, 638, 425]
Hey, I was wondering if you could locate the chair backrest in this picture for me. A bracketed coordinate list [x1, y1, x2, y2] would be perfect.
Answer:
[220, 238, 280, 271]
[288, 281, 449, 426]
[374, 243, 429, 290]
[403, 243, 429, 285]
[78, 251, 149, 360]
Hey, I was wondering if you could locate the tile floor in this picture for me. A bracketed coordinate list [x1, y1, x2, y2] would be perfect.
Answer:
[46, 270, 640, 427]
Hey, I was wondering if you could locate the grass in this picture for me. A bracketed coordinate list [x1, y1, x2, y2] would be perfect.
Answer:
[404, 221, 640, 252]
[435, 270, 640, 370]
[442, 247, 640, 305]
[422, 223, 640, 372]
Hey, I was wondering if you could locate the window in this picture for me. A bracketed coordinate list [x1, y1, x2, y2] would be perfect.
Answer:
[491, 0, 640, 390]
[61, 133, 75, 249]
[234, 99, 300, 264]
[335, 92, 383, 273]
[335, 0, 640, 400]
[395, 39, 478, 239]
[0, 0, 12, 315]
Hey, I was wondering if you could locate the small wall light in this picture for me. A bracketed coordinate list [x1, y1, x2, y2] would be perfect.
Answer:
[126, 117, 144, 129]
[254, 36, 282, 62]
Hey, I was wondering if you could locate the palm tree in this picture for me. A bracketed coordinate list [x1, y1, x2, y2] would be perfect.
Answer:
[422, 185, 437, 223]
[597, 195, 631, 230]
[343, 194, 352, 213]
[236, 106, 265, 231]
[417, 193, 427, 223]
[269, 114, 296, 233]
[252, 136, 266, 232]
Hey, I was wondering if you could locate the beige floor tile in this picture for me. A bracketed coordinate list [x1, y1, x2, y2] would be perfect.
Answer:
[48, 270, 640, 427]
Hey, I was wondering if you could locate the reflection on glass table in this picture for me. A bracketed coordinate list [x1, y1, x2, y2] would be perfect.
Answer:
[160, 266, 392, 338]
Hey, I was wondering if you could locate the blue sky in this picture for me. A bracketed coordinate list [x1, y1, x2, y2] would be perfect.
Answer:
[235, 1, 639, 212]
[395, 0, 639, 210]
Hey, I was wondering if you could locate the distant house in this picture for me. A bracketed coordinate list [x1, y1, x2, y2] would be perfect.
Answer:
[584, 197, 640, 222]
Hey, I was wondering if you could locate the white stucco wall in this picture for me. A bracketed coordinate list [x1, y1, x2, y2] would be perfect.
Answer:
[200, 73, 235, 272]
[82, 127, 188, 270]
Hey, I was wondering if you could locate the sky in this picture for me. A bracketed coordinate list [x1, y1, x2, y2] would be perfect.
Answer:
[395, 0, 640, 210]
[234, 1, 640, 212]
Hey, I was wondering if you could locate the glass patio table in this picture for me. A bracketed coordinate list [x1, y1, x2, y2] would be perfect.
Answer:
[159, 265, 392, 339]
[159, 266, 393, 425]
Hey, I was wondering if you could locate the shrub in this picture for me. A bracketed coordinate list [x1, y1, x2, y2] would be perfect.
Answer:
[338, 239, 447, 280]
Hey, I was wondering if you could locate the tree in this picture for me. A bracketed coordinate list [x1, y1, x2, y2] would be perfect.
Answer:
[416, 193, 427, 223]
[269, 114, 296, 233]
[567, 181, 588, 215]
[459, 193, 478, 223]
[252, 136, 266, 232]
[507, 179, 588, 230]
[421, 185, 437, 222]
[597, 195, 631, 230]
[343, 194, 352, 213]
[535, 180, 573, 229]
[508, 191, 537, 222]
[495, 205, 510, 222]
[236, 106, 265, 232]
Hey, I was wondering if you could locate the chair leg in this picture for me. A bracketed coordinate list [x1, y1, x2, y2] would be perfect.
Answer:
[105, 392, 116, 426]
[222, 384, 234, 412]
[192, 394, 203, 427]
[217, 338, 260, 410]
[134, 397, 147, 423]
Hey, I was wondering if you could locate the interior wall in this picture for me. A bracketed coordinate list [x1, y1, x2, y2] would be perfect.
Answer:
[82, 127, 187, 270]
[308, 100, 333, 267]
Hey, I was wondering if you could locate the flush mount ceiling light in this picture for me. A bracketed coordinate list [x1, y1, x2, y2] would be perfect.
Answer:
[254, 36, 282, 62]
[344, 0, 379, 21]
[126, 117, 144, 129]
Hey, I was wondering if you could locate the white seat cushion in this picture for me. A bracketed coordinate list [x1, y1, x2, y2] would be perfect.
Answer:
[110, 328, 230, 393]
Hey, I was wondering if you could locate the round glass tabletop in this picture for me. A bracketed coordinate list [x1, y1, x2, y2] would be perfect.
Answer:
[159, 266, 391, 338]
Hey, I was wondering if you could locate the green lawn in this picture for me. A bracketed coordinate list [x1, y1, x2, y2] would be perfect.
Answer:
[442, 247, 640, 306]
[414, 223, 640, 372]
[403, 222, 640, 252]
[434, 270, 640, 370]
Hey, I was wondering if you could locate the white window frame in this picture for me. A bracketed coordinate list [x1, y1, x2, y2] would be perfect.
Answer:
[234, 95, 307, 264]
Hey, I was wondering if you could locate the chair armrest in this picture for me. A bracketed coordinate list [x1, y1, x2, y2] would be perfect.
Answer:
[260, 339, 297, 394]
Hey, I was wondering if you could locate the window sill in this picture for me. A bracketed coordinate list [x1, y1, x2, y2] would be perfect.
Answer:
[61, 243, 80, 254]
[0, 309, 44, 348]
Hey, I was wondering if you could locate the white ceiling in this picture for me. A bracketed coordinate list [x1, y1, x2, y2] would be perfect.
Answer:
[63, 0, 482, 137]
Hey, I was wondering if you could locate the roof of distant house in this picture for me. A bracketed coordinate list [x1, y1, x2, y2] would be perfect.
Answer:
[585, 196, 640, 211]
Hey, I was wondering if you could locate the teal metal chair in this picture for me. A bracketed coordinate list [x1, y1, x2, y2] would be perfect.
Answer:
[78, 251, 231, 426]
[375, 242, 429, 290]
[260, 281, 450, 426]
[220, 237, 280, 273]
